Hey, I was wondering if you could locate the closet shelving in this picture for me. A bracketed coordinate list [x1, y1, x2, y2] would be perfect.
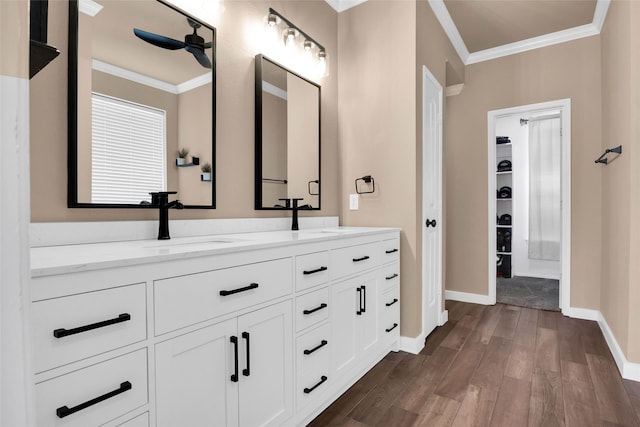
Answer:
[496, 140, 512, 278]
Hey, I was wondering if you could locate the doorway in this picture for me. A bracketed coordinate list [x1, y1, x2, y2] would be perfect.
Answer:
[487, 99, 571, 313]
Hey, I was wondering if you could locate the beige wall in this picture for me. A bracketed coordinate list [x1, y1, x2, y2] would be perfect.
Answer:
[1, 0, 28, 79]
[30, 0, 338, 221]
[338, 0, 418, 336]
[445, 36, 603, 311]
[177, 84, 213, 206]
[600, 0, 640, 364]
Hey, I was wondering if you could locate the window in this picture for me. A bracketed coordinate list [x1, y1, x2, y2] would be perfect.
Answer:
[91, 93, 166, 204]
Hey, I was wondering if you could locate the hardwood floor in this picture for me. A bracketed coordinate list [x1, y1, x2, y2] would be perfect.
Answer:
[309, 301, 640, 427]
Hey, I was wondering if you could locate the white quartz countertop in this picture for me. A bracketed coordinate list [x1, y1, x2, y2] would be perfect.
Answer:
[30, 227, 400, 277]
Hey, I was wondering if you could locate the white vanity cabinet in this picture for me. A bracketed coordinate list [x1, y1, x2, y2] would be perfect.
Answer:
[30, 227, 400, 427]
[155, 300, 293, 427]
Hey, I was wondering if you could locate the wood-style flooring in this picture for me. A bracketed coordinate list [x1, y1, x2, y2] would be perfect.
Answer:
[309, 300, 640, 427]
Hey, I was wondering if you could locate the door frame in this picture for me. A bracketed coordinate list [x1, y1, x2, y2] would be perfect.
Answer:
[487, 98, 572, 313]
[422, 65, 444, 338]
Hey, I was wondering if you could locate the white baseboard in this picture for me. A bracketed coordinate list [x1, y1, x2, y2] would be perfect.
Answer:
[400, 310, 449, 355]
[400, 333, 427, 355]
[597, 313, 640, 382]
[563, 306, 599, 321]
[440, 310, 448, 326]
[445, 290, 493, 305]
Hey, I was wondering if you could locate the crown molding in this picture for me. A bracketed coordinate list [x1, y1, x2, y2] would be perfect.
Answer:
[428, 0, 469, 64]
[176, 73, 212, 94]
[429, 0, 610, 66]
[79, 0, 103, 17]
[325, 0, 368, 13]
[92, 60, 178, 94]
[445, 84, 464, 97]
[466, 23, 599, 65]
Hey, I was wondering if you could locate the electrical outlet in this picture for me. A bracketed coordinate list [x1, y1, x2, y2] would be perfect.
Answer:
[349, 194, 359, 210]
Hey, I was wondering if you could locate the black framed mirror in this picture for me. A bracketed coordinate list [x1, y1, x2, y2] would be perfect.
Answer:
[68, 0, 216, 208]
[255, 54, 321, 210]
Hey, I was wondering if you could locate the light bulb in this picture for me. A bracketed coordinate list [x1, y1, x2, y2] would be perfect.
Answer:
[267, 13, 277, 27]
[304, 40, 313, 51]
[285, 28, 296, 44]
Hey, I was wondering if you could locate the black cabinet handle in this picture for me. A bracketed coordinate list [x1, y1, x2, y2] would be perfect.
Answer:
[220, 283, 259, 297]
[304, 339, 328, 355]
[303, 266, 328, 275]
[426, 219, 437, 228]
[304, 376, 328, 394]
[230, 336, 239, 382]
[385, 273, 399, 280]
[53, 313, 130, 338]
[386, 323, 399, 333]
[303, 303, 328, 315]
[385, 249, 398, 254]
[352, 256, 370, 263]
[56, 381, 132, 418]
[361, 286, 366, 313]
[242, 332, 250, 377]
[356, 287, 362, 315]
[386, 298, 399, 307]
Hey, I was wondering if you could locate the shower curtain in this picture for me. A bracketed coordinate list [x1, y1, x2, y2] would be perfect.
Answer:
[528, 115, 561, 261]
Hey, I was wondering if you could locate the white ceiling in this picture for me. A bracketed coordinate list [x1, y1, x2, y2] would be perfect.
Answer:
[326, 0, 611, 65]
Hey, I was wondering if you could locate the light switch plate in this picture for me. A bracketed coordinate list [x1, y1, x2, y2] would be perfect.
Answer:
[349, 194, 359, 210]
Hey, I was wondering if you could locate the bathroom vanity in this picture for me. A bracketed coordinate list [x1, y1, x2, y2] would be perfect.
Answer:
[30, 227, 400, 426]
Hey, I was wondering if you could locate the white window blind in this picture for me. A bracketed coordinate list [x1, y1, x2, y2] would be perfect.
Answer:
[91, 93, 166, 204]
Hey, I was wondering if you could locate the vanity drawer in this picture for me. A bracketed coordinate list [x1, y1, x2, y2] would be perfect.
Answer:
[35, 349, 148, 427]
[380, 286, 400, 337]
[296, 323, 331, 410]
[330, 242, 379, 280]
[295, 251, 330, 291]
[154, 257, 292, 335]
[380, 263, 400, 292]
[381, 237, 400, 264]
[31, 283, 147, 373]
[295, 287, 329, 332]
[117, 412, 149, 427]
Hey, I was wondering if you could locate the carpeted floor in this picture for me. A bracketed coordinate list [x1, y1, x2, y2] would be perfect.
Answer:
[497, 275, 560, 311]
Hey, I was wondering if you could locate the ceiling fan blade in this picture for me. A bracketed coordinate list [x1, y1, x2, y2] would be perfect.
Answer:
[133, 28, 184, 50]
[185, 45, 212, 68]
[203, 41, 213, 49]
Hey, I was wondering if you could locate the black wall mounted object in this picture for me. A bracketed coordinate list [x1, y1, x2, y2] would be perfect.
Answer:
[595, 145, 622, 164]
[355, 175, 375, 194]
[30, 0, 60, 79]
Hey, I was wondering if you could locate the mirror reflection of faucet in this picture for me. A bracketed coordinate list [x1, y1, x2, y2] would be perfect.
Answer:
[149, 191, 184, 240]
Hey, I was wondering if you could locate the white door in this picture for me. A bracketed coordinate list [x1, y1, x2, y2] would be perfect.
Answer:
[331, 278, 359, 377]
[422, 66, 443, 338]
[357, 275, 379, 354]
[237, 300, 293, 427]
[155, 319, 239, 427]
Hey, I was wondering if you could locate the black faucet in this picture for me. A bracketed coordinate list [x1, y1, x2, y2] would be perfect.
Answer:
[291, 198, 305, 231]
[149, 191, 184, 240]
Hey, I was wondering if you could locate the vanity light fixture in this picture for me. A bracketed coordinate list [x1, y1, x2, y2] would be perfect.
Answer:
[266, 8, 327, 76]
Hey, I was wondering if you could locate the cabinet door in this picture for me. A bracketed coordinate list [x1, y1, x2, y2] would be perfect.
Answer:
[237, 300, 293, 427]
[155, 319, 238, 427]
[358, 276, 379, 354]
[331, 278, 359, 377]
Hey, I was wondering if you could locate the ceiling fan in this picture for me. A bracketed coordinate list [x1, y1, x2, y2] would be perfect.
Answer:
[133, 18, 212, 69]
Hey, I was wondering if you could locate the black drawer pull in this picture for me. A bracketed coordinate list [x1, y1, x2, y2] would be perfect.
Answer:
[242, 332, 251, 377]
[356, 287, 362, 315]
[386, 298, 399, 307]
[386, 323, 399, 333]
[385, 248, 398, 254]
[53, 313, 130, 338]
[220, 283, 259, 296]
[230, 336, 239, 382]
[352, 256, 370, 263]
[304, 376, 328, 394]
[303, 266, 328, 275]
[304, 340, 328, 355]
[56, 381, 132, 418]
[385, 273, 399, 280]
[303, 303, 328, 315]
